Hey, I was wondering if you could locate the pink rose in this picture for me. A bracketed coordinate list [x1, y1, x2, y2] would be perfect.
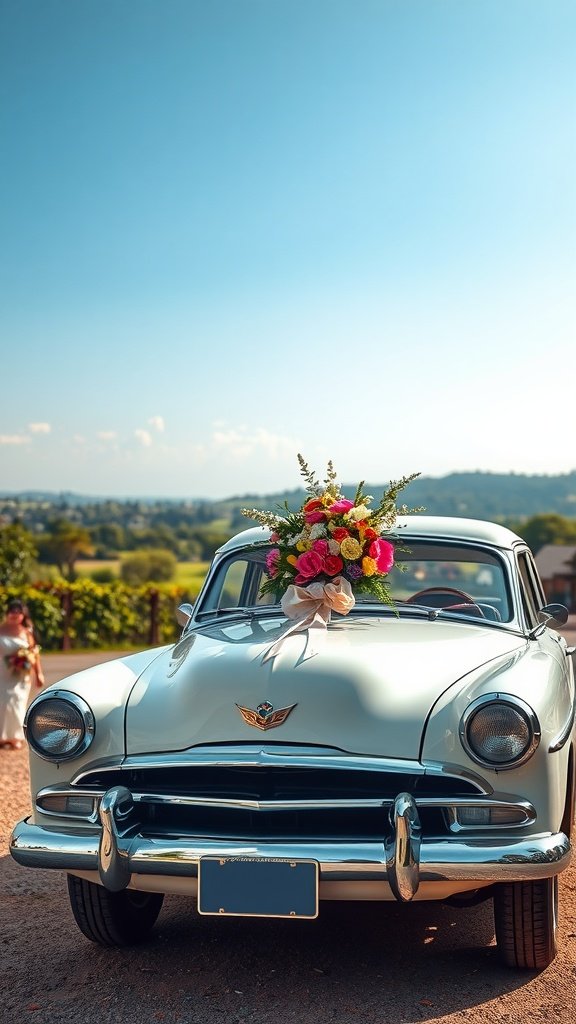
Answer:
[312, 539, 329, 556]
[328, 499, 354, 515]
[266, 548, 281, 577]
[369, 539, 394, 574]
[295, 549, 324, 580]
[305, 509, 327, 524]
[324, 554, 344, 576]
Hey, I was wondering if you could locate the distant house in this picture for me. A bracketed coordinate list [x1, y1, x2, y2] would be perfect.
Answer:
[535, 545, 576, 610]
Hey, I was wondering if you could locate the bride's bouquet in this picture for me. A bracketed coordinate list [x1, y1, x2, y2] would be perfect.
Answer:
[5, 646, 36, 678]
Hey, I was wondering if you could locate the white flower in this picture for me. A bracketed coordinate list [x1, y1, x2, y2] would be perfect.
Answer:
[328, 539, 341, 555]
[346, 503, 371, 522]
[309, 523, 327, 539]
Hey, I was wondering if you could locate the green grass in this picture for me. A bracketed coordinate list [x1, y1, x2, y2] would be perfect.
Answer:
[173, 561, 210, 593]
[75, 558, 210, 596]
[75, 559, 120, 577]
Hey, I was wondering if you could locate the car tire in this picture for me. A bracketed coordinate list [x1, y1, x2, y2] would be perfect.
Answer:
[67, 875, 164, 947]
[493, 876, 558, 969]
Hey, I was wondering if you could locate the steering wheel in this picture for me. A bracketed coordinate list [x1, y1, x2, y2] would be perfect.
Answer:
[405, 587, 485, 617]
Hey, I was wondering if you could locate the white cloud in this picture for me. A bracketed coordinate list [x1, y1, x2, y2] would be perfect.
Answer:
[28, 422, 51, 434]
[96, 431, 118, 442]
[210, 426, 297, 461]
[134, 428, 152, 447]
[0, 434, 29, 445]
[148, 415, 165, 433]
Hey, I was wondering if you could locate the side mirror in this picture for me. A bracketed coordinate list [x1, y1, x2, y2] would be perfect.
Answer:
[176, 602, 195, 628]
[539, 603, 569, 627]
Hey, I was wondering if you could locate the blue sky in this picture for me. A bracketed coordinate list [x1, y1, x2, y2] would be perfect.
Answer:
[1, 0, 575, 498]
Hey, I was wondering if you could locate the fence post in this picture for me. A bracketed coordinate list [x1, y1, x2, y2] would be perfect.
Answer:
[149, 589, 159, 646]
[61, 590, 73, 650]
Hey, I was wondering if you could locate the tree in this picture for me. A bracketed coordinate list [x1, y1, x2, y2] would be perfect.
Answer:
[516, 515, 576, 555]
[39, 520, 95, 579]
[126, 524, 180, 554]
[89, 522, 126, 557]
[120, 549, 177, 585]
[0, 523, 38, 587]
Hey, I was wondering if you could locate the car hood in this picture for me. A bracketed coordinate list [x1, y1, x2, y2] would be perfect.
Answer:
[125, 616, 527, 759]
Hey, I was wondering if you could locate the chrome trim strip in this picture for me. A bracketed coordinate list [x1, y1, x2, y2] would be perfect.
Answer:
[37, 783, 533, 826]
[421, 760, 493, 794]
[11, 818, 571, 884]
[549, 695, 576, 753]
[73, 748, 490, 793]
[74, 750, 425, 780]
[129, 794, 531, 813]
[35, 786, 535, 825]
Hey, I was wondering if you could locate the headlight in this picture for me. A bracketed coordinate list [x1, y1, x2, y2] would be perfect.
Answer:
[25, 691, 95, 762]
[460, 694, 540, 770]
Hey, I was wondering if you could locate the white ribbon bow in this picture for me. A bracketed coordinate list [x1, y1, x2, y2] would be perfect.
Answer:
[262, 576, 355, 664]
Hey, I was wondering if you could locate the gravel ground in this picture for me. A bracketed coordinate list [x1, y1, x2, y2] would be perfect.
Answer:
[2, 646, 576, 1024]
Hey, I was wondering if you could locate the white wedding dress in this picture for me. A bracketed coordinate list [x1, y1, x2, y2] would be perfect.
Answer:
[0, 634, 33, 742]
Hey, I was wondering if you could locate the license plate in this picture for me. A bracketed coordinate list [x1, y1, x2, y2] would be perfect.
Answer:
[198, 857, 319, 919]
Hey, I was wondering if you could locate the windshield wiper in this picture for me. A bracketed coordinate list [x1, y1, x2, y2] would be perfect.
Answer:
[395, 603, 442, 621]
[194, 606, 283, 621]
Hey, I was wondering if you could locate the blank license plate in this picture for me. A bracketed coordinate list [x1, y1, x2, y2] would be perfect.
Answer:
[198, 857, 319, 919]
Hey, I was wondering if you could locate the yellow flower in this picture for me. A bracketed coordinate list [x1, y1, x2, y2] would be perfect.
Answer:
[296, 539, 312, 552]
[287, 555, 298, 566]
[362, 556, 378, 577]
[340, 536, 362, 560]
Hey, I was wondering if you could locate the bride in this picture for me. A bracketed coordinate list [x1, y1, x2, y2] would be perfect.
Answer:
[0, 599, 45, 750]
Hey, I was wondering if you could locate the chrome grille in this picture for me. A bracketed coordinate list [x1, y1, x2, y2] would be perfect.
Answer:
[74, 763, 483, 841]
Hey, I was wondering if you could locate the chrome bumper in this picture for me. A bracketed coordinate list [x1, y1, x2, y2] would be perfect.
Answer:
[10, 788, 571, 902]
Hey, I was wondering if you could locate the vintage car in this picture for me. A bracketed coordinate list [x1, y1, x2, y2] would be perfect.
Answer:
[11, 516, 575, 969]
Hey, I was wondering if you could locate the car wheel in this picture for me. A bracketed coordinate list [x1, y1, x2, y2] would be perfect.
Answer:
[67, 875, 164, 947]
[493, 876, 558, 969]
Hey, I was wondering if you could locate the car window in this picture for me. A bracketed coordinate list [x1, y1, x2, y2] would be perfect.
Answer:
[200, 551, 275, 611]
[379, 542, 513, 622]
[516, 550, 543, 628]
[200, 542, 512, 622]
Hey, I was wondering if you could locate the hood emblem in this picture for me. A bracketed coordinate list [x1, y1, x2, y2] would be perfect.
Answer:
[236, 701, 297, 731]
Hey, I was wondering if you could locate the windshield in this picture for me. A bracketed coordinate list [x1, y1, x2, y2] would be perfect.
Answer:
[198, 541, 513, 623]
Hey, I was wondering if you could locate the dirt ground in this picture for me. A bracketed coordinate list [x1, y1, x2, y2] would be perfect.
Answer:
[2, 645, 576, 1024]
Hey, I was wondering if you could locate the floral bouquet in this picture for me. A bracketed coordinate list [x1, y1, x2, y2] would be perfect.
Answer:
[5, 647, 36, 678]
[241, 455, 422, 660]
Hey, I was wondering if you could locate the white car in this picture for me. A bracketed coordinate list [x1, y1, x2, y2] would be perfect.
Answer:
[11, 516, 575, 969]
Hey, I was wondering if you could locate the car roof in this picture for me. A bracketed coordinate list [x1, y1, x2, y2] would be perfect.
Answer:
[218, 516, 525, 554]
